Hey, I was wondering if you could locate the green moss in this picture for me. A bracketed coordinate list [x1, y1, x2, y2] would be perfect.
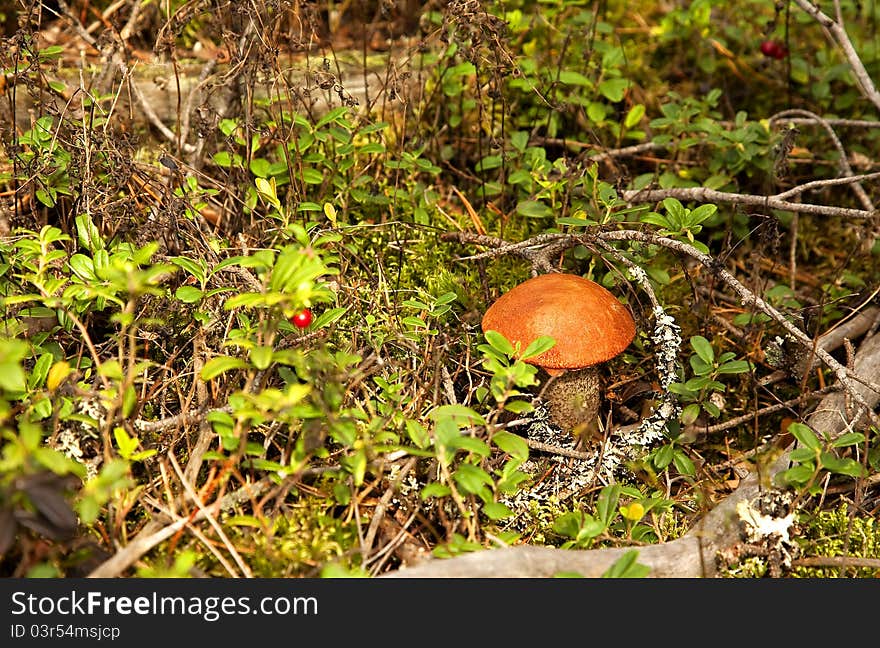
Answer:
[793, 504, 880, 578]
[196, 496, 362, 578]
[718, 503, 880, 578]
[719, 557, 770, 579]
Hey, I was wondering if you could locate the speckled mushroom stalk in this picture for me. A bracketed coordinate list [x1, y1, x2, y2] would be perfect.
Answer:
[541, 366, 602, 435]
[481, 273, 636, 436]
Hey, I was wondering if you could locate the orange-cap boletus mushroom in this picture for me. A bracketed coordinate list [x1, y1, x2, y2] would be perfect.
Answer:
[481, 272, 636, 434]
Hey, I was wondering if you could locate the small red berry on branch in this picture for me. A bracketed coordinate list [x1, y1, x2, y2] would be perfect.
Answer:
[291, 308, 313, 329]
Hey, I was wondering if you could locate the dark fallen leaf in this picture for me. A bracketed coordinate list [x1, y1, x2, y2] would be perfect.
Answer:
[14, 510, 75, 541]
[22, 483, 78, 537]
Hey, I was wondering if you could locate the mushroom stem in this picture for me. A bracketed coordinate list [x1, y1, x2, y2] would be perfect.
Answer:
[542, 366, 602, 437]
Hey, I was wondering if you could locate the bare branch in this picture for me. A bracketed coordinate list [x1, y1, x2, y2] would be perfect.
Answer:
[620, 187, 874, 219]
[770, 108, 875, 211]
[773, 170, 880, 202]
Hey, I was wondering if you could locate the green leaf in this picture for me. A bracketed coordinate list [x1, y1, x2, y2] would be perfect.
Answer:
[122, 384, 138, 419]
[522, 335, 556, 360]
[402, 316, 427, 328]
[690, 335, 714, 365]
[97, 360, 123, 381]
[315, 105, 351, 130]
[31, 396, 53, 420]
[687, 203, 718, 226]
[492, 430, 529, 461]
[557, 216, 596, 227]
[78, 497, 100, 525]
[214, 253, 272, 274]
[558, 70, 593, 86]
[662, 197, 685, 226]
[0, 362, 27, 393]
[624, 104, 646, 129]
[789, 448, 818, 463]
[28, 353, 53, 390]
[453, 463, 494, 494]
[681, 403, 701, 425]
[484, 329, 516, 356]
[75, 214, 105, 253]
[503, 400, 534, 414]
[420, 482, 451, 499]
[510, 131, 529, 152]
[451, 436, 491, 457]
[33, 447, 84, 478]
[358, 142, 386, 154]
[38, 45, 65, 60]
[640, 213, 674, 230]
[602, 550, 651, 578]
[249, 157, 272, 178]
[175, 285, 204, 303]
[201, 356, 249, 380]
[114, 426, 138, 458]
[654, 443, 674, 469]
[301, 168, 324, 184]
[596, 484, 621, 527]
[311, 306, 347, 329]
[780, 464, 815, 485]
[405, 419, 431, 449]
[700, 401, 719, 419]
[342, 448, 367, 486]
[429, 404, 485, 425]
[516, 200, 553, 219]
[213, 151, 233, 167]
[552, 512, 586, 539]
[475, 155, 502, 172]
[831, 432, 865, 448]
[789, 422, 821, 451]
[684, 376, 713, 391]
[672, 450, 696, 476]
[169, 256, 206, 282]
[716, 360, 751, 374]
[249, 345, 273, 371]
[482, 501, 514, 520]
[819, 453, 866, 477]
[130, 449, 157, 462]
[598, 78, 629, 102]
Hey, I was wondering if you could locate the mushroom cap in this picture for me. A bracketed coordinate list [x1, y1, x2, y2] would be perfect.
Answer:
[481, 273, 636, 372]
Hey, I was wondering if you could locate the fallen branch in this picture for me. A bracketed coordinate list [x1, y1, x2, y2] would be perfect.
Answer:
[619, 187, 874, 219]
[769, 109, 875, 212]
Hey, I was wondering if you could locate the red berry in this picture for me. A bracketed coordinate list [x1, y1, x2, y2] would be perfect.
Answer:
[291, 308, 313, 329]
[760, 39, 787, 60]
